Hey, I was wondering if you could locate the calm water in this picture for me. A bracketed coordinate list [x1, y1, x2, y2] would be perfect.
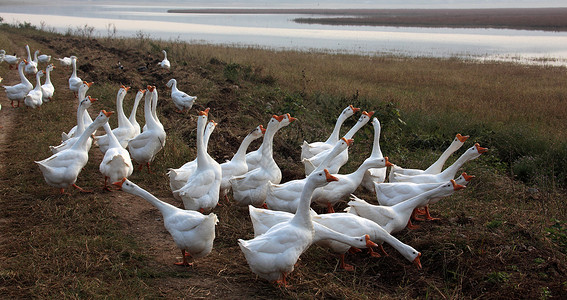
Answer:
[2, 2, 567, 66]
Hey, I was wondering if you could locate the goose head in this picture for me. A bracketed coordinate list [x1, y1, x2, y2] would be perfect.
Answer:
[166, 78, 176, 88]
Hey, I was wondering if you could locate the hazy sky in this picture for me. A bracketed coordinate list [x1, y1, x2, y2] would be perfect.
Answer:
[12, 0, 567, 9]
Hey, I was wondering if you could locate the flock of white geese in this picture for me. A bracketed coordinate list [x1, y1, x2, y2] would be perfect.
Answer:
[2, 44, 488, 287]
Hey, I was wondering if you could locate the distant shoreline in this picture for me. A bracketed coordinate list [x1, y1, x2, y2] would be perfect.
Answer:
[168, 7, 567, 31]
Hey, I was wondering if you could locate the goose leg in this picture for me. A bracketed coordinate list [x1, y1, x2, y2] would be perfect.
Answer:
[424, 206, 440, 221]
[378, 244, 389, 256]
[339, 254, 355, 271]
[411, 208, 425, 222]
[326, 203, 335, 213]
[174, 249, 193, 266]
[407, 219, 420, 230]
[72, 183, 92, 193]
[367, 246, 381, 258]
[102, 176, 111, 191]
[275, 272, 289, 287]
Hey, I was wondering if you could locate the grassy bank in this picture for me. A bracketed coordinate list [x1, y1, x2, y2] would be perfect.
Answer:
[0, 22, 566, 299]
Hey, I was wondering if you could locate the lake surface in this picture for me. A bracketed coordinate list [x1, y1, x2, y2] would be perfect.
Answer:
[2, 2, 567, 66]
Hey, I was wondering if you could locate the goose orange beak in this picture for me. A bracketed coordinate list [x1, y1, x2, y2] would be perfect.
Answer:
[324, 169, 338, 182]
[199, 107, 210, 116]
[475, 143, 488, 154]
[341, 137, 354, 146]
[451, 179, 466, 191]
[362, 111, 374, 118]
[273, 115, 285, 122]
[456, 133, 469, 143]
[414, 253, 422, 269]
[259, 125, 266, 134]
[84, 81, 94, 87]
[210, 120, 218, 126]
[102, 110, 115, 117]
[139, 89, 146, 93]
[349, 104, 360, 113]
[365, 235, 378, 248]
[286, 113, 297, 122]
[384, 157, 394, 167]
[112, 178, 127, 188]
[87, 96, 97, 103]
[462, 172, 475, 182]
[147, 85, 155, 92]
[121, 85, 131, 91]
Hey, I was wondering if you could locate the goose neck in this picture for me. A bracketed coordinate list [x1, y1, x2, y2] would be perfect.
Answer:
[196, 116, 209, 167]
[129, 93, 143, 123]
[370, 122, 383, 157]
[143, 90, 158, 129]
[291, 179, 317, 228]
[116, 90, 130, 127]
[128, 183, 177, 216]
[324, 114, 348, 144]
[72, 117, 104, 151]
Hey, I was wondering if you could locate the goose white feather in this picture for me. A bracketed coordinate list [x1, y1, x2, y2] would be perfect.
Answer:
[3, 60, 33, 107]
[166, 78, 196, 112]
[300, 105, 360, 160]
[99, 122, 134, 189]
[95, 86, 137, 153]
[114, 179, 217, 266]
[41, 64, 55, 102]
[158, 50, 170, 69]
[51, 96, 97, 154]
[360, 117, 387, 192]
[24, 45, 38, 74]
[24, 70, 44, 109]
[68, 56, 82, 94]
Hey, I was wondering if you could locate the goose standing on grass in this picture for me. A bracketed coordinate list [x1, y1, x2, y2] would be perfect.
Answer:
[302, 111, 374, 176]
[24, 70, 44, 109]
[114, 178, 218, 266]
[219, 125, 265, 201]
[50, 96, 97, 154]
[143, 83, 164, 132]
[265, 137, 353, 213]
[41, 64, 55, 102]
[95, 86, 136, 153]
[128, 86, 166, 173]
[346, 179, 465, 233]
[390, 143, 488, 184]
[0, 50, 20, 69]
[231, 115, 288, 207]
[166, 78, 196, 113]
[173, 108, 222, 213]
[244, 113, 296, 171]
[36, 110, 114, 194]
[310, 156, 394, 213]
[239, 169, 373, 286]
[300, 105, 360, 160]
[62, 81, 94, 141]
[128, 88, 145, 137]
[38, 52, 51, 63]
[24, 45, 38, 74]
[3, 60, 33, 107]
[68, 56, 82, 96]
[158, 50, 170, 69]
[249, 207, 422, 271]
[168, 120, 217, 194]
[360, 117, 387, 191]
[55, 56, 73, 67]
[390, 133, 469, 177]
[99, 122, 134, 190]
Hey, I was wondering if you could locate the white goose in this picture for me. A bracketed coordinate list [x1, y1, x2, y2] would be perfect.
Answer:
[265, 137, 353, 213]
[158, 50, 170, 69]
[173, 108, 222, 213]
[0, 50, 20, 69]
[302, 111, 374, 176]
[128, 88, 145, 137]
[36, 110, 114, 194]
[55, 56, 73, 67]
[99, 122, 134, 190]
[239, 169, 353, 285]
[3, 60, 33, 107]
[346, 179, 465, 233]
[50, 96, 97, 154]
[360, 117, 387, 192]
[376, 172, 474, 222]
[95, 86, 136, 153]
[24, 45, 38, 74]
[219, 125, 266, 201]
[38, 52, 51, 63]
[62, 81, 94, 141]
[390, 143, 488, 184]
[142, 83, 164, 132]
[128, 86, 166, 173]
[114, 179, 218, 266]
[41, 64, 55, 102]
[249, 207, 422, 271]
[166, 78, 196, 113]
[68, 56, 82, 96]
[244, 113, 296, 171]
[168, 119, 217, 194]
[300, 105, 360, 160]
[390, 133, 469, 177]
[24, 70, 44, 109]
[230, 115, 286, 207]
[310, 157, 394, 213]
